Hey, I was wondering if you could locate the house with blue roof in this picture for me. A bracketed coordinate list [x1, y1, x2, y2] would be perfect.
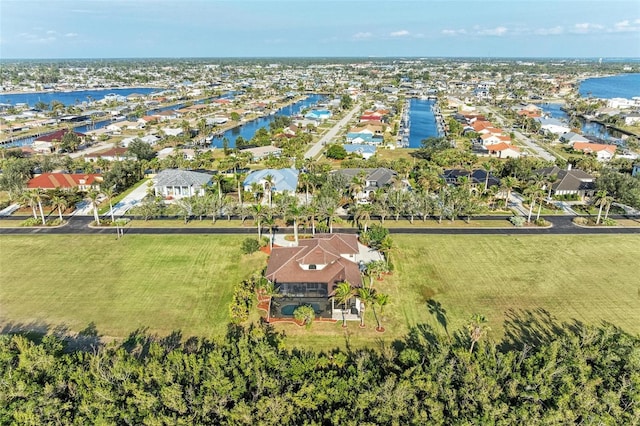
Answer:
[343, 144, 377, 159]
[305, 109, 332, 121]
[243, 168, 300, 194]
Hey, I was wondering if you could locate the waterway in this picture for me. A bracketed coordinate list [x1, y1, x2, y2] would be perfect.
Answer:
[209, 94, 325, 148]
[579, 73, 640, 99]
[538, 103, 623, 142]
[0, 87, 162, 107]
[407, 98, 442, 148]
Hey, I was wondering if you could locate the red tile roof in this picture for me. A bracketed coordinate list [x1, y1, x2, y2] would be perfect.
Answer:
[34, 129, 85, 142]
[27, 173, 101, 189]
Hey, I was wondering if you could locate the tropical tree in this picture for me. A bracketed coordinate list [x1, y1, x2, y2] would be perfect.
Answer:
[263, 174, 275, 207]
[357, 287, 376, 328]
[102, 186, 117, 223]
[259, 280, 281, 323]
[351, 202, 373, 232]
[31, 189, 47, 225]
[593, 190, 613, 225]
[20, 190, 38, 220]
[175, 197, 194, 224]
[285, 202, 306, 245]
[263, 213, 276, 250]
[50, 194, 68, 222]
[250, 204, 267, 240]
[333, 281, 354, 328]
[212, 174, 226, 202]
[374, 292, 389, 332]
[467, 313, 490, 354]
[86, 189, 101, 225]
[501, 176, 519, 209]
[293, 305, 316, 329]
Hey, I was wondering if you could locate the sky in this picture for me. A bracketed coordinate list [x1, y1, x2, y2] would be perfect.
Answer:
[0, 0, 639, 59]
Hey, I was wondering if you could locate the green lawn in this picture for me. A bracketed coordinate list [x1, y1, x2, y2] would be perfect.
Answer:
[1, 234, 639, 350]
[0, 235, 266, 339]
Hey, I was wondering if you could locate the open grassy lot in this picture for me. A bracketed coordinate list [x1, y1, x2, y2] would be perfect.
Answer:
[0, 235, 266, 339]
[1, 234, 639, 350]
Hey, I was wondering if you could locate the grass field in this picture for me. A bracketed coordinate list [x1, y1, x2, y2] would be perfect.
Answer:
[1, 234, 639, 349]
[0, 235, 266, 339]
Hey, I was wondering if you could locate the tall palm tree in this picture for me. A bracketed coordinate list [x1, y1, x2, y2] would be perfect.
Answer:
[250, 204, 266, 240]
[286, 202, 306, 245]
[86, 189, 101, 226]
[501, 176, 519, 209]
[263, 213, 276, 250]
[212, 174, 226, 202]
[260, 280, 281, 323]
[32, 189, 47, 225]
[333, 281, 354, 328]
[102, 186, 117, 224]
[374, 293, 389, 332]
[20, 190, 38, 220]
[234, 172, 245, 207]
[594, 189, 609, 225]
[50, 194, 68, 222]
[481, 161, 493, 193]
[263, 174, 275, 207]
[467, 313, 490, 354]
[357, 287, 376, 328]
[298, 172, 313, 205]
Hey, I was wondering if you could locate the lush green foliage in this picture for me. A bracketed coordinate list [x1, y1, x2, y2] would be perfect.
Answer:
[325, 144, 347, 160]
[0, 321, 638, 424]
[241, 237, 261, 254]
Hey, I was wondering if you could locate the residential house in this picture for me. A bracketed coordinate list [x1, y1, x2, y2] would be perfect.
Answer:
[442, 169, 501, 189]
[27, 173, 102, 191]
[153, 169, 213, 199]
[537, 117, 571, 135]
[571, 142, 616, 161]
[304, 109, 332, 121]
[560, 132, 590, 144]
[240, 145, 283, 162]
[485, 142, 521, 159]
[332, 167, 398, 201]
[243, 168, 300, 194]
[84, 147, 135, 162]
[535, 166, 596, 199]
[32, 129, 86, 153]
[624, 112, 640, 126]
[156, 148, 197, 161]
[264, 234, 363, 319]
[342, 144, 376, 160]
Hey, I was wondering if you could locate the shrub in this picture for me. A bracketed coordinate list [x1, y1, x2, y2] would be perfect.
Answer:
[534, 218, 550, 227]
[602, 218, 617, 226]
[509, 216, 525, 227]
[241, 238, 261, 254]
[362, 224, 389, 249]
[20, 217, 42, 227]
[573, 217, 589, 226]
[47, 218, 63, 226]
[260, 236, 270, 248]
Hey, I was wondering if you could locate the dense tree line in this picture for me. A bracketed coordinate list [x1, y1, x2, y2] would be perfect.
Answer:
[1, 319, 638, 424]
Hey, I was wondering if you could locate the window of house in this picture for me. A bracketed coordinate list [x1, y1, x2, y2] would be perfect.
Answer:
[308, 264, 316, 270]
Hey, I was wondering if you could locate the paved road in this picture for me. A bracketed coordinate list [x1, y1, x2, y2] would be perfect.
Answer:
[481, 106, 556, 162]
[2, 215, 639, 235]
[304, 104, 361, 159]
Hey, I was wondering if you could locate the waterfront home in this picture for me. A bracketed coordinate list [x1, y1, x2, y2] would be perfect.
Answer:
[264, 233, 363, 320]
[153, 169, 212, 199]
[304, 109, 332, 121]
[243, 168, 299, 195]
[27, 173, 102, 191]
[84, 147, 135, 162]
[332, 168, 399, 201]
[560, 132, 590, 144]
[156, 147, 196, 161]
[624, 112, 640, 126]
[32, 129, 86, 153]
[571, 142, 616, 161]
[537, 117, 571, 135]
[240, 145, 283, 162]
[120, 135, 160, 147]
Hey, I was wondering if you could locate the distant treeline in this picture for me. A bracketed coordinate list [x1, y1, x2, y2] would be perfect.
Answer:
[1, 317, 638, 424]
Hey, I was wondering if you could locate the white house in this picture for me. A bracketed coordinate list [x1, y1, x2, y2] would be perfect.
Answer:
[153, 169, 212, 199]
[537, 117, 571, 135]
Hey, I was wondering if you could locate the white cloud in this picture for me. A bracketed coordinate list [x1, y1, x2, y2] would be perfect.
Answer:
[352, 32, 373, 40]
[611, 19, 640, 32]
[442, 29, 466, 36]
[571, 23, 604, 34]
[65, 33, 79, 38]
[18, 31, 56, 44]
[390, 30, 410, 37]
[534, 26, 564, 36]
[477, 26, 508, 36]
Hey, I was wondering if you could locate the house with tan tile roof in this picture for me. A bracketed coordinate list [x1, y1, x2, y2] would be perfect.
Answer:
[27, 173, 102, 191]
[265, 234, 363, 319]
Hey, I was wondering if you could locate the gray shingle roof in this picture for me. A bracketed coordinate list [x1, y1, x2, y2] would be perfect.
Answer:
[154, 169, 212, 188]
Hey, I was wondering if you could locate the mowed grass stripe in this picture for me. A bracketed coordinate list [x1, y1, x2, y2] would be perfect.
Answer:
[0, 235, 265, 338]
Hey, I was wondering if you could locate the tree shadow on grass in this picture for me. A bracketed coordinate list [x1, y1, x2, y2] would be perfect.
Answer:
[499, 308, 585, 352]
[1, 320, 103, 352]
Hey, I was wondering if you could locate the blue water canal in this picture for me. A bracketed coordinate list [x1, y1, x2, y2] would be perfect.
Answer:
[0, 87, 161, 107]
[407, 98, 442, 148]
[537, 103, 622, 142]
[209, 94, 325, 148]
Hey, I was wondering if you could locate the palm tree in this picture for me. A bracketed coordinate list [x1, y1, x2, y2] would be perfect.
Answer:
[260, 280, 281, 323]
[333, 281, 354, 328]
[306, 203, 319, 235]
[234, 172, 245, 207]
[357, 287, 376, 328]
[86, 189, 102, 225]
[286, 202, 306, 245]
[31, 189, 47, 225]
[603, 193, 615, 222]
[102, 186, 117, 224]
[20, 190, 38, 220]
[351, 202, 373, 232]
[374, 293, 389, 332]
[212, 174, 226, 202]
[298, 172, 313, 205]
[250, 204, 266, 240]
[501, 176, 518, 209]
[594, 189, 608, 225]
[467, 314, 490, 354]
[481, 161, 494, 193]
[263, 174, 275, 207]
[293, 305, 316, 329]
[263, 213, 276, 250]
[50, 195, 68, 222]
